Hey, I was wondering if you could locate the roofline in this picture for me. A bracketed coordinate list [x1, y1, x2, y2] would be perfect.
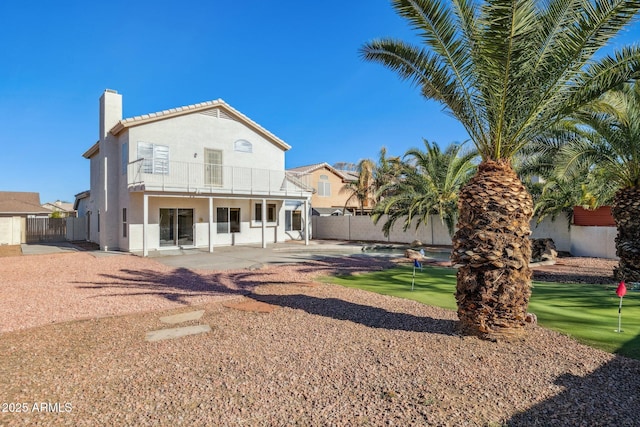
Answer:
[109, 98, 291, 151]
[287, 162, 356, 182]
[82, 142, 99, 159]
[0, 212, 50, 215]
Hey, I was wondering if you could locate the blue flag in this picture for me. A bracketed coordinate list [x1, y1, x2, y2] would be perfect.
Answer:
[414, 259, 422, 269]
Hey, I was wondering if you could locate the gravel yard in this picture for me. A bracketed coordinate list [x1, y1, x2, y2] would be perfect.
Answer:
[1, 252, 638, 426]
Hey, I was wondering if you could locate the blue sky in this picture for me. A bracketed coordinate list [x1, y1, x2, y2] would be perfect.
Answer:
[1, 1, 639, 204]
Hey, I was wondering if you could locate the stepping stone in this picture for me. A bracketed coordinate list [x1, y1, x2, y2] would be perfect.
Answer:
[145, 324, 211, 342]
[160, 310, 205, 324]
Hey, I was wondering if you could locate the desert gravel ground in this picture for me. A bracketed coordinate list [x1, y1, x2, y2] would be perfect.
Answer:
[1, 252, 638, 426]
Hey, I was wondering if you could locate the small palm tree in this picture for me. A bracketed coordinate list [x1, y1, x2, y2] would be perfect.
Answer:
[549, 82, 640, 281]
[371, 147, 404, 203]
[341, 158, 376, 215]
[373, 140, 477, 236]
[362, 0, 640, 339]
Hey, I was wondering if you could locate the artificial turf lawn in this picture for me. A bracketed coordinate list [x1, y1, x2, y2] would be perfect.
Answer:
[324, 265, 640, 360]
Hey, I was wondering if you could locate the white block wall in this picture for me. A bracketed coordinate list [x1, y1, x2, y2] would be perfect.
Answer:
[570, 225, 618, 259]
[0, 217, 23, 245]
[313, 215, 617, 259]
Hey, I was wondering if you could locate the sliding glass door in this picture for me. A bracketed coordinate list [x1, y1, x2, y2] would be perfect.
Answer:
[160, 208, 194, 247]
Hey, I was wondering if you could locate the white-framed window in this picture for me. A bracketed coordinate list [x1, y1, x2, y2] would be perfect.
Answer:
[234, 139, 252, 153]
[205, 148, 223, 186]
[254, 203, 276, 223]
[217, 207, 240, 233]
[285, 210, 302, 231]
[318, 174, 331, 197]
[137, 142, 169, 174]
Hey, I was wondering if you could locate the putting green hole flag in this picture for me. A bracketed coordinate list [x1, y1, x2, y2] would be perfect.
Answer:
[615, 281, 627, 333]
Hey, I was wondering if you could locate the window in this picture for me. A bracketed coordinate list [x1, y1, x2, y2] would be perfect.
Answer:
[217, 207, 240, 233]
[318, 174, 331, 197]
[205, 148, 223, 186]
[121, 142, 128, 175]
[137, 142, 169, 174]
[216, 207, 228, 234]
[255, 203, 276, 223]
[122, 208, 127, 238]
[285, 210, 302, 231]
[234, 139, 252, 153]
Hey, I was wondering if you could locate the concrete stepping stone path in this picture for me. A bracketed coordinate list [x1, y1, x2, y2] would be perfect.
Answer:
[145, 310, 210, 342]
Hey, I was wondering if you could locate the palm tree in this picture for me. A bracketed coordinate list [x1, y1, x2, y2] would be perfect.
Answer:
[371, 147, 404, 203]
[341, 158, 376, 215]
[373, 140, 477, 236]
[549, 82, 640, 281]
[362, 0, 640, 339]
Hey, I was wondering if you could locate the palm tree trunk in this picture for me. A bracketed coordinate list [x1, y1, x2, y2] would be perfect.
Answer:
[452, 160, 533, 341]
[612, 186, 640, 282]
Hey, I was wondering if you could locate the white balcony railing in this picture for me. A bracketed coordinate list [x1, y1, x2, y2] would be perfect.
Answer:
[127, 159, 313, 197]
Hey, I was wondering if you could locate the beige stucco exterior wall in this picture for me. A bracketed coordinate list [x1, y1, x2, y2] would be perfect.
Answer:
[307, 167, 358, 210]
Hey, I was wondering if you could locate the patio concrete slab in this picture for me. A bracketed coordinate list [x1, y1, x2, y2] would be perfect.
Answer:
[145, 324, 212, 342]
[145, 241, 371, 271]
[160, 310, 205, 324]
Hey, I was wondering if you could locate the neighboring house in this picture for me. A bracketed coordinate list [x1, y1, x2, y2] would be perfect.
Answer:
[0, 191, 50, 244]
[82, 90, 312, 255]
[287, 162, 366, 215]
[42, 200, 76, 217]
[73, 191, 91, 218]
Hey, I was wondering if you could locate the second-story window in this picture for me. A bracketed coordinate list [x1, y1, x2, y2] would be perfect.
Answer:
[137, 142, 169, 174]
[121, 142, 128, 175]
[318, 174, 331, 197]
[205, 148, 223, 186]
[234, 139, 252, 153]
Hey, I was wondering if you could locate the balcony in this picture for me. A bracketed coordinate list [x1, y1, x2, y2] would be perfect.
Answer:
[127, 159, 313, 197]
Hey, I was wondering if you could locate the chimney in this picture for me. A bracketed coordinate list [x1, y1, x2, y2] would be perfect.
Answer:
[99, 89, 122, 140]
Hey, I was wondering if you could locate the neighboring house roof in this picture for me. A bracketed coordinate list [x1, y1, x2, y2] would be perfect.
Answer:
[312, 207, 346, 216]
[73, 190, 90, 211]
[108, 98, 291, 151]
[337, 170, 360, 181]
[42, 201, 75, 213]
[283, 173, 315, 193]
[287, 162, 357, 182]
[0, 191, 50, 215]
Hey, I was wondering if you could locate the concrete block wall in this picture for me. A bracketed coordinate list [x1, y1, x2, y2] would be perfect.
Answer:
[313, 214, 618, 259]
[530, 216, 571, 252]
[570, 225, 617, 259]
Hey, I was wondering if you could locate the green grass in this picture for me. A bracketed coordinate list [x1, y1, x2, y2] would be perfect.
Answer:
[323, 265, 640, 360]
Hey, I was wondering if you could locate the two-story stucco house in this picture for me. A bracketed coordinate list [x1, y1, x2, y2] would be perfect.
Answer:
[82, 89, 312, 255]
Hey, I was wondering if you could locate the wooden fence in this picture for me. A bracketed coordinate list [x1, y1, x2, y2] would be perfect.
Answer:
[25, 217, 67, 243]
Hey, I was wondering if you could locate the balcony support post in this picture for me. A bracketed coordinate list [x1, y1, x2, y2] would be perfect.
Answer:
[261, 198, 267, 249]
[208, 197, 214, 253]
[304, 198, 310, 245]
[143, 194, 149, 257]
